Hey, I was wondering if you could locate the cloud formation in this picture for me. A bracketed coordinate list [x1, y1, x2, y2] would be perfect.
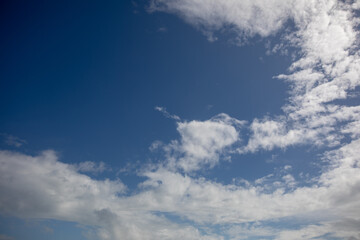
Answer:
[1, 0, 360, 239]
[163, 113, 244, 172]
[1, 139, 360, 239]
[149, 0, 293, 41]
[150, 0, 360, 154]
[155, 106, 181, 121]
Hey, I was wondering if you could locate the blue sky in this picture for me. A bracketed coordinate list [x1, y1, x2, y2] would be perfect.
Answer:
[1, 0, 360, 239]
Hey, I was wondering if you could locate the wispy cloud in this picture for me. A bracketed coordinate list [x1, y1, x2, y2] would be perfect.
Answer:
[73, 161, 108, 174]
[157, 27, 168, 32]
[149, 0, 293, 41]
[155, 106, 181, 121]
[1, 134, 27, 148]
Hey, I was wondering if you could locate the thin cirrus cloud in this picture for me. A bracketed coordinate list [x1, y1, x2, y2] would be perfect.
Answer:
[0, 134, 27, 148]
[1, 0, 360, 239]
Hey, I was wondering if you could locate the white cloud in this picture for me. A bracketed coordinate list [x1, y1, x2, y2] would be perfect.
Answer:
[0, 150, 220, 240]
[155, 106, 181, 121]
[1, 139, 360, 239]
[149, 0, 293, 41]
[240, 117, 306, 153]
[0, 150, 126, 221]
[163, 113, 244, 172]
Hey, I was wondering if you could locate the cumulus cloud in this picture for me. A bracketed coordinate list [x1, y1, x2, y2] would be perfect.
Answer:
[162, 113, 245, 172]
[0, 150, 220, 240]
[0, 150, 126, 221]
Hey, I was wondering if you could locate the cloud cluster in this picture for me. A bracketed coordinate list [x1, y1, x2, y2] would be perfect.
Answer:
[1, 139, 360, 239]
[1, 0, 360, 239]
[0, 151, 221, 240]
[150, 0, 360, 154]
[245, 0, 360, 153]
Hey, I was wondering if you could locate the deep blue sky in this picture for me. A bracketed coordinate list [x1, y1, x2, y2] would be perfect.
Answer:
[0, 0, 288, 170]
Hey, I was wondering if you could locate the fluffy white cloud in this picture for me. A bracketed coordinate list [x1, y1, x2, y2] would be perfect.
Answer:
[163, 113, 244, 172]
[0, 150, 220, 240]
[254, 0, 360, 153]
[240, 117, 308, 152]
[1, 139, 360, 239]
[0, 150, 126, 221]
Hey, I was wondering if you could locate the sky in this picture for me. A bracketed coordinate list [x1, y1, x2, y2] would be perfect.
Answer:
[0, 0, 360, 239]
